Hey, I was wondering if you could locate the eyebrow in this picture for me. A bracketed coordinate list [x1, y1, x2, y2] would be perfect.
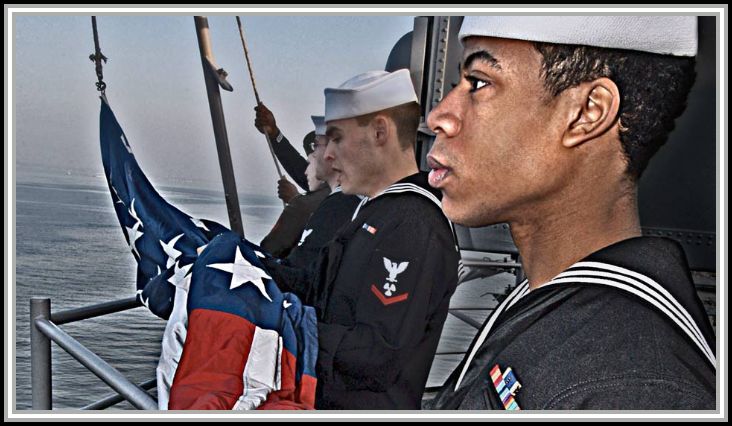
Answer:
[325, 127, 342, 138]
[462, 50, 502, 72]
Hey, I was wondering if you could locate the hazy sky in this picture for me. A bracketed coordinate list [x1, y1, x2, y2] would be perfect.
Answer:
[13, 14, 415, 194]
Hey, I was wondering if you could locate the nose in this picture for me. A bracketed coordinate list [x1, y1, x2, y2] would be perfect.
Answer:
[324, 141, 335, 162]
[427, 89, 462, 138]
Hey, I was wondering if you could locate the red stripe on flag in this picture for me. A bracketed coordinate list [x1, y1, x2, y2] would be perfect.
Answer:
[260, 373, 317, 410]
[169, 309, 255, 409]
[170, 308, 315, 410]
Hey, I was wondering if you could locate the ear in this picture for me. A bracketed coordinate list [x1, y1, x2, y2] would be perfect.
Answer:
[371, 114, 391, 147]
[563, 78, 620, 148]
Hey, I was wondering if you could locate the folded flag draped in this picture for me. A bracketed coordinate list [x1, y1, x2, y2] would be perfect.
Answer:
[99, 98, 317, 409]
[168, 232, 318, 410]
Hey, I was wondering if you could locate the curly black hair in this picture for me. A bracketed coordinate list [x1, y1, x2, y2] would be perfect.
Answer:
[532, 42, 697, 180]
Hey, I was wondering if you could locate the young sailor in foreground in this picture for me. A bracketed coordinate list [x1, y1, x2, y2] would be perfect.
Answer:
[291, 69, 460, 409]
[425, 16, 715, 410]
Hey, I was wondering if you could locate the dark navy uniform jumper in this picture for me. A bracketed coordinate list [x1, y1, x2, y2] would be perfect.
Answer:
[428, 237, 716, 410]
[292, 172, 460, 409]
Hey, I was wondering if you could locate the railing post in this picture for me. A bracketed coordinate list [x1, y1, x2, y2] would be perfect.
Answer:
[34, 318, 158, 410]
[30, 297, 52, 410]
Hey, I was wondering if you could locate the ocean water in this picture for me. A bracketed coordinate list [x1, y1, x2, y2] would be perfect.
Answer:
[13, 167, 283, 410]
[13, 166, 514, 410]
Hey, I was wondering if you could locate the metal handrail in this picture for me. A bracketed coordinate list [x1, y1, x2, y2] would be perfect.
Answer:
[81, 379, 157, 410]
[50, 296, 141, 325]
[30, 296, 157, 410]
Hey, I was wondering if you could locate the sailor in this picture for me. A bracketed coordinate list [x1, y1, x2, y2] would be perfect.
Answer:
[255, 103, 314, 193]
[300, 69, 460, 409]
[283, 116, 360, 267]
[264, 115, 361, 283]
[256, 120, 330, 258]
[425, 16, 715, 409]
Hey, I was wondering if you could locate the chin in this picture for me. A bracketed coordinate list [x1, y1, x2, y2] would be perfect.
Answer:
[441, 196, 471, 225]
[442, 196, 499, 228]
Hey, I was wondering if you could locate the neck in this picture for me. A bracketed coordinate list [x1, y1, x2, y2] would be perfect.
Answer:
[326, 175, 340, 192]
[510, 185, 641, 289]
[366, 145, 419, 198]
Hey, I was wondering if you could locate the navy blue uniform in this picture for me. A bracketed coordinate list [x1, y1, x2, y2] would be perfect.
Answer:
[306, 173, 460, 409]
[271, 132, 309, 191]
[259, 131, 325, 258]
[260, 186, 329, 258]
[428, 237, 716, 410]
[265, 189, 361, 291]
[286, 189, 361, 270]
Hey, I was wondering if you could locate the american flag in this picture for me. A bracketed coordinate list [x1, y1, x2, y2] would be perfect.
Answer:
[98, 98, 317, 409]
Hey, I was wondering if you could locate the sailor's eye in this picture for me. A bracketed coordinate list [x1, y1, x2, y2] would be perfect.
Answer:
[466, 76, 490, 92]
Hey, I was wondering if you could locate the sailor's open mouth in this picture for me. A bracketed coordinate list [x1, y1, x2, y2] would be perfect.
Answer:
[427, 157, 451, 188]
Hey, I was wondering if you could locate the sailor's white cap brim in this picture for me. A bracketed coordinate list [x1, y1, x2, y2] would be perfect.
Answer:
[324, 69, 418, 122]
[459, 16, 697, 56]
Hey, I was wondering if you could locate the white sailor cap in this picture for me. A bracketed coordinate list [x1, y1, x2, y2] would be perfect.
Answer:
[459, 16, 697, 56]
[324, 69, 418, 122]
[311, 115, 326, 136]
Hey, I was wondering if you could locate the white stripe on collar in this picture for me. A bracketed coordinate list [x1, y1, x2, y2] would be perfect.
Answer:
[348, 182, 456, 249]
[454, 280, 530, 390]
[328, 186, 343, 197]
[548, 261, 715, 367]
[557, 266, 708, 352]
[351, 183, 442, 220]
[379, 183, 443, 209]
[455, 259, 717, 390]
[351, 197, 369, 221]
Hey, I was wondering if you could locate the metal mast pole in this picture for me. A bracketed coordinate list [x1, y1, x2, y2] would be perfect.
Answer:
[194, 16, 245, 237]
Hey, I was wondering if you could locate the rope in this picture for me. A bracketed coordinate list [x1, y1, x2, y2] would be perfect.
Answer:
[89, 16, 108, 94]
[236, 16, 261, 105]
[235, 16, 284, 181]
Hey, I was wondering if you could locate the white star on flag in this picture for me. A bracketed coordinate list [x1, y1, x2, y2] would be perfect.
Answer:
[125, 199, 144, 258]
[168, 260, 193, 290]
[128, 198, 142, 222]
[110, 184, 125, 205]
[207, 246, 273, 302]
[136, 289, 149, 309]
[121, 134, 133, 154]
[125, 222, 143, 258]
[160, 233, 184, 268]
[191, 217, 210, 231]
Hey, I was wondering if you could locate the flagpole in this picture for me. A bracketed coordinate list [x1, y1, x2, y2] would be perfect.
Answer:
[194, 16, 245, 238]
